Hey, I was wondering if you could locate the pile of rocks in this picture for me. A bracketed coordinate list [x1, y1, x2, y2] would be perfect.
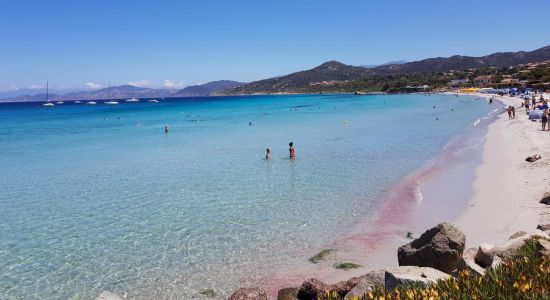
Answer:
[227, 221, 550, 300]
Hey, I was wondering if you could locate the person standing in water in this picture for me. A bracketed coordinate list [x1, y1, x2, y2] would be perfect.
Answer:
[289, 142, 295, 159]
[265, 148, 271, 160]
[164, 125, 169, 134]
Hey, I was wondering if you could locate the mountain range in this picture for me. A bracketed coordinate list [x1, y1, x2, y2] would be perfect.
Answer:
[2, 45, 549, 102]
[0, 81, 244, 103]
[217, 45, 550, 95]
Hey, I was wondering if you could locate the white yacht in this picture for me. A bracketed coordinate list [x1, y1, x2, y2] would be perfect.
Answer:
[42, 82, 55, 107]
[86, 101, 97, 105]
[56, 101, 64, 104]
[148, 99, 159, 103]
[126, 98, 139, 102]
[104, 81, 118, 105]
[74, 100, 83, 104]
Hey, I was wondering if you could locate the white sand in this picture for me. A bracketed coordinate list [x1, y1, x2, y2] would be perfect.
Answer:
[454, 93, 550, 248]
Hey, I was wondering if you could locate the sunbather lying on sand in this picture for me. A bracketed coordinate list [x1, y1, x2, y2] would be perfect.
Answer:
[525, 154, 541, 162]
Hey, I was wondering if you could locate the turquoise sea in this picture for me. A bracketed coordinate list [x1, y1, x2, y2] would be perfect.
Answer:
[0, 94, 492, 299]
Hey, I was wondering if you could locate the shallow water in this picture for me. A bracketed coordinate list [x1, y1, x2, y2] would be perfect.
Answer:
[0, 94, 491, 299]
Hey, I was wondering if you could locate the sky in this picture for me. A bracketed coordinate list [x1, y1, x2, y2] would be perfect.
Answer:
[0, 0, 549, 92]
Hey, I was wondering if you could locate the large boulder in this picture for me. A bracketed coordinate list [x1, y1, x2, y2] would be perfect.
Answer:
[385, 266, 451, 290]
[344, 271, 385, 299]
[97, 291, 123, 300]
[537, 224, 550, 231]
[278, 287, 299, 300]
[397, 222, 466, 273]
[228, 287, 268, 300]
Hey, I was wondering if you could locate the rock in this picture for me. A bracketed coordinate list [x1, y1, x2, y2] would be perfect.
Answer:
[344, 271, 385, 299]
[475, 243, 496, 268]
[509, 231, 528, 240]
[397, 222, 466, 273]
[97, 291, 123, 300]
[536, 239, 550, 258]
[384, 266, 451, 290]
[278, 287, 299, 300]
[537, 224, 550, 231]
[540, 192, 550, 205]
[229, 287, 268, 300]
[297, 278, 332, 300]
[457, 248, 485, 276]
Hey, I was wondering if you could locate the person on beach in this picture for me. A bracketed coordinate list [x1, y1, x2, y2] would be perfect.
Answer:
[289, 142, 295, 159]
[265, 148, 271, 160]
[506, 106, 512, 119]
[511, 106, 516, 119]
[542, 108, 549, 131]
[524, 98, 530, 113]
[164, 125, 169, 134]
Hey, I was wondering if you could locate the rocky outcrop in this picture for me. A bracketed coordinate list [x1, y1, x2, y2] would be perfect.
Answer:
[228, 287, 268, 300]
[540, 192, 550, 205]
[343, 271, 384, 299]
[537, 223, 550, 231]
[398, 222, 465, 273]
[384, 266, 451, 290]
[97, 291, 123, 300]
[277, 287, 299, 300]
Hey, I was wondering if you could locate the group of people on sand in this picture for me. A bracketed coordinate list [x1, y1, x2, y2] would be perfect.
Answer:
[265, 142, 295, 160]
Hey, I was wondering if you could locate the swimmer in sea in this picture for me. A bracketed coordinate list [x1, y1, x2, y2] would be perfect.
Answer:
[289, 142, 295, 159]
[164, 125, 169, 134]
[266, 148, 271, 160]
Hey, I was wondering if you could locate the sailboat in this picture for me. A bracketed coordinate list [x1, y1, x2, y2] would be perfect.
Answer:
[125, 97, 139, 102]
[104, 81, 118, 105]
[42, 81, 55, 107]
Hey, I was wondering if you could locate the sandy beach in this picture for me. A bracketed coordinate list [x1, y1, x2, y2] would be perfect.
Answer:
[455, 93, 550, 247]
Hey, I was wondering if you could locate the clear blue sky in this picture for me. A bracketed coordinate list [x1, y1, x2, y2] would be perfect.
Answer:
[1, 0, 549, 91]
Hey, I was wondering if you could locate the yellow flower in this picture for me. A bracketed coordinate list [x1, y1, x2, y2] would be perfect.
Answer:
[406, 289, 414, 299]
